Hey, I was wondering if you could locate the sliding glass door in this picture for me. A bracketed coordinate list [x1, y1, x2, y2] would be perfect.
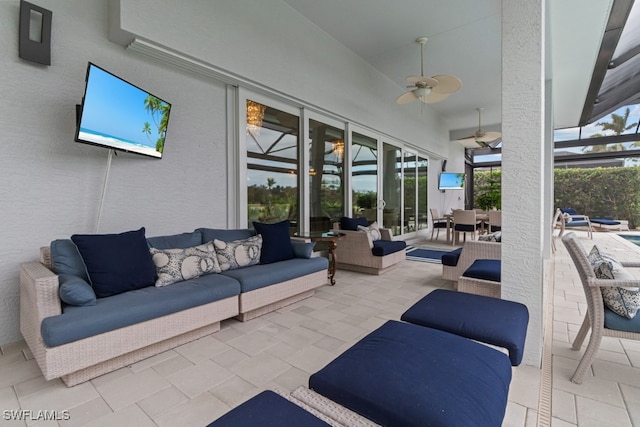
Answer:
[351, 131, 378, 223]
[382, 142, 402, 234]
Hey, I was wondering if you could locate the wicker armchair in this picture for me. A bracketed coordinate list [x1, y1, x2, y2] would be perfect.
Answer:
[562, 232, 640, 384]
[332, 223, 405, 275]
[441, 240, 501, 282]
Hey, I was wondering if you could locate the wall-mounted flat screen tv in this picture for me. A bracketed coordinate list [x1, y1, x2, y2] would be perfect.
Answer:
[438, 172, 465, 190]
[75, 62, 171, 159]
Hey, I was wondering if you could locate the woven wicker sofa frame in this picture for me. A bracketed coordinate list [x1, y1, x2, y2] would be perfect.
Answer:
[332, 224, 405, 275]
[442, 240, 501, 283]
[20, 247, 328, 386]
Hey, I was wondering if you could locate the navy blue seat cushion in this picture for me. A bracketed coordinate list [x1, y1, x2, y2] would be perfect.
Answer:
[340, 216, 369, 231]
[401, 289, 529, 365]
[371, 240, 407, 256]
[42, 273, 241, 347]
[71, 228, 157, 298]
[591, 218, 621, 226]
[147, 231, 203, 249]
[206, 390, 330, 427]
[196, 228, 256, 244]
[604, 306, 640, 333]
[221, 257, 328, 293]
[433, 220, 448, 229]
[309, 320, 512, 427]
[253, 220, 295, 264]
[454, 224, 476, 232]
[463, 259, 501, 282]
[441, 247, 463, 266]
[566, 220, 590, 227]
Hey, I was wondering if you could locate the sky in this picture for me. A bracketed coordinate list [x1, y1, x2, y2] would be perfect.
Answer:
[79, 64, 169, 146]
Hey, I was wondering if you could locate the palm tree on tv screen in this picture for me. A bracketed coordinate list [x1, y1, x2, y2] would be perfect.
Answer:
[142, 95, 170, 153]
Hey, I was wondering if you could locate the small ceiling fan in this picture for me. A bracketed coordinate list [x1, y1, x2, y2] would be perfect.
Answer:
[457, 108, 502, 148]
[396, 37, 462, 105]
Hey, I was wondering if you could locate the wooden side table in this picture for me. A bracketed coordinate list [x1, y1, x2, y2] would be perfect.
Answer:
[296, 232, 345, 285]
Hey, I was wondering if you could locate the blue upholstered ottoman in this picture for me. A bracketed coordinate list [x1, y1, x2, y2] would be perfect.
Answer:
[207, 390, 329, 426]
[401, 289, 529, 365]
[309, 320, 512, 427]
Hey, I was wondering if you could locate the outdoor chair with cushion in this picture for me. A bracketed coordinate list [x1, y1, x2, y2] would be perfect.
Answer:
[488, 210, 502, 232]
[332, 217, 406, 275]
[429, 208, 448, 241]
[442, 239, 501, 283]
[562, 232, 640, 384]
[556, 207, 593, 239]
[452, 209, 480, 245]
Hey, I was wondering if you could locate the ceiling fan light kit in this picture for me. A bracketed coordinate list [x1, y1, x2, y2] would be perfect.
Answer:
[395, 37, 462, 105]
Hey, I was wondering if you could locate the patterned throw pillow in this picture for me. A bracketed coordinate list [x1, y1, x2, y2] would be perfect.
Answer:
[479, 231, 502, 242]
[357, 221, 382, 241]
[213, 235, 262, 271]
[588, 245, 640, 319]
[150, 241, 222, 287]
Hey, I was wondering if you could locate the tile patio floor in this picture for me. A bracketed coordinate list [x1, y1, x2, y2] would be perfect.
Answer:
[0, 230, 639, 426]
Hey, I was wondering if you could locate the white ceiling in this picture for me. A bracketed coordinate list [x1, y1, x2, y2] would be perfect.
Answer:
[282, 0, 612, 134]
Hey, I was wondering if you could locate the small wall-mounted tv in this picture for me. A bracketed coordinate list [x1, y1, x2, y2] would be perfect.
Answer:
[438, 172, 465, 190]
[75, 62, 171, 159]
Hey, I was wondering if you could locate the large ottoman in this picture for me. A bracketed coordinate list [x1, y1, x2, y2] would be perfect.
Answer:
[401, 288, 529, 365]
[309, 320, 512, 427]
[206, 390, 330, 426]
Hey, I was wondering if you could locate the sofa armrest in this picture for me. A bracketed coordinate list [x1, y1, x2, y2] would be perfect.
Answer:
[380, 228, 393, 240]
[20, 261, 61, 321]
[336, 229, 374, 251]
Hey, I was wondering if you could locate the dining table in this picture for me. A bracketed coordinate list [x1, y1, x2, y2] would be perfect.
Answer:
[443, 212, 490, 243]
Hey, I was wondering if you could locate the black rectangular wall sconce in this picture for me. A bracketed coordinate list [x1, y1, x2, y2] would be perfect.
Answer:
[19, 0, 52, 65]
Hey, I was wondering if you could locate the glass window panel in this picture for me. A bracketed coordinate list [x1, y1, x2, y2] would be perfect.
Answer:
[309, 119, 344, 231]
[417, 156, 429, 230]
[382, 143, 401, 234]
[246, 100, 299, 232]
[352, 132, 377, 222]
[403, 152, 417, 234]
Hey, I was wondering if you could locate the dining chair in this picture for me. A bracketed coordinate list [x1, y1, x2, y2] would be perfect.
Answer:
[452, 209, 478, 245]
[488, 210, 502, 232]
[429, 208, 448, 241]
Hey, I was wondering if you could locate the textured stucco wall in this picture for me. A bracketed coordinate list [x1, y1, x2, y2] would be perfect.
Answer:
[0, 0, 228, 345]
[501, 0, 545, 366]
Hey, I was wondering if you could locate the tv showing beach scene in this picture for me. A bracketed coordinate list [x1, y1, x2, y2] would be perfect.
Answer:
[75, 63, 171, 159]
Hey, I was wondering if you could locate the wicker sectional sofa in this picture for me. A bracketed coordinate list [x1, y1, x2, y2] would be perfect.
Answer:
[20, 227, 328, 386]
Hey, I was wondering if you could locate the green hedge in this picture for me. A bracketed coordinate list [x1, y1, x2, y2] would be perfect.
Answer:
[554, 167, 640, 229]
[474, 167, 640, 229]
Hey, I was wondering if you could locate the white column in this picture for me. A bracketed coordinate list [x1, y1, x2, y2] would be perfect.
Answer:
[501, 0, 545, 366]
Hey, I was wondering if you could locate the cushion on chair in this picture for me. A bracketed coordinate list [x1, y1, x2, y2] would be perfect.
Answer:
[560, 208, 579, 215]
[591, 218, 621, 226]
[309, 320, 512, 427]
[371, 240, 407, 256]
[463, 259, 501, 282]
[206, 390, 330, 427]
[604, 306, 640, 333]
[441, 248, 463, 266]
[401, 289, 529, 366]
[340, 216, 369, 231]
[589, 245, 640, 319]
[454, 224, 476, 232]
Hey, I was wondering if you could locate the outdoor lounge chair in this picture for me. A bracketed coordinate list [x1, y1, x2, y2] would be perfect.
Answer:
[590, 217, 630, 232]
[556, 207, 593, 239]
[562, 232, 640, 384]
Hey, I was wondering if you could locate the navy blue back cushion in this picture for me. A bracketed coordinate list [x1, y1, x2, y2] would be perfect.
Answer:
[463, 259, 501, 282]
[71, 228, 156, 298]
[340, 216, 369, 231]
[253, 220, 295, 264]
[560, 207, 578, 215]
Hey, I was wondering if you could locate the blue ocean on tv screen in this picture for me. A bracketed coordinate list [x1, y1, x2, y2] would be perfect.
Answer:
[77, 64, 170, 159]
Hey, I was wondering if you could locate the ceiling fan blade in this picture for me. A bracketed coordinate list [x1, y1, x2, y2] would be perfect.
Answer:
[475, 131, 502, 142]
[430, 74, 463, 94]
[456, 137, 481, 148]
[405, 75, 439, 87]
[420, 91, 450, 104]
[396, 91, 418, 104]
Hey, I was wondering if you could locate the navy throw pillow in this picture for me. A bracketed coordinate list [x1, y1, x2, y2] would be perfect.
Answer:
[252, 220, 295, 264]
[340, 216, 369, 231]
[71, 227, 157, 298]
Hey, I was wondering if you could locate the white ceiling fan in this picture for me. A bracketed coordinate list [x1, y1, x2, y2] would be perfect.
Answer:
[395, 37, 462, 105]
[457, 107, 502, 148]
